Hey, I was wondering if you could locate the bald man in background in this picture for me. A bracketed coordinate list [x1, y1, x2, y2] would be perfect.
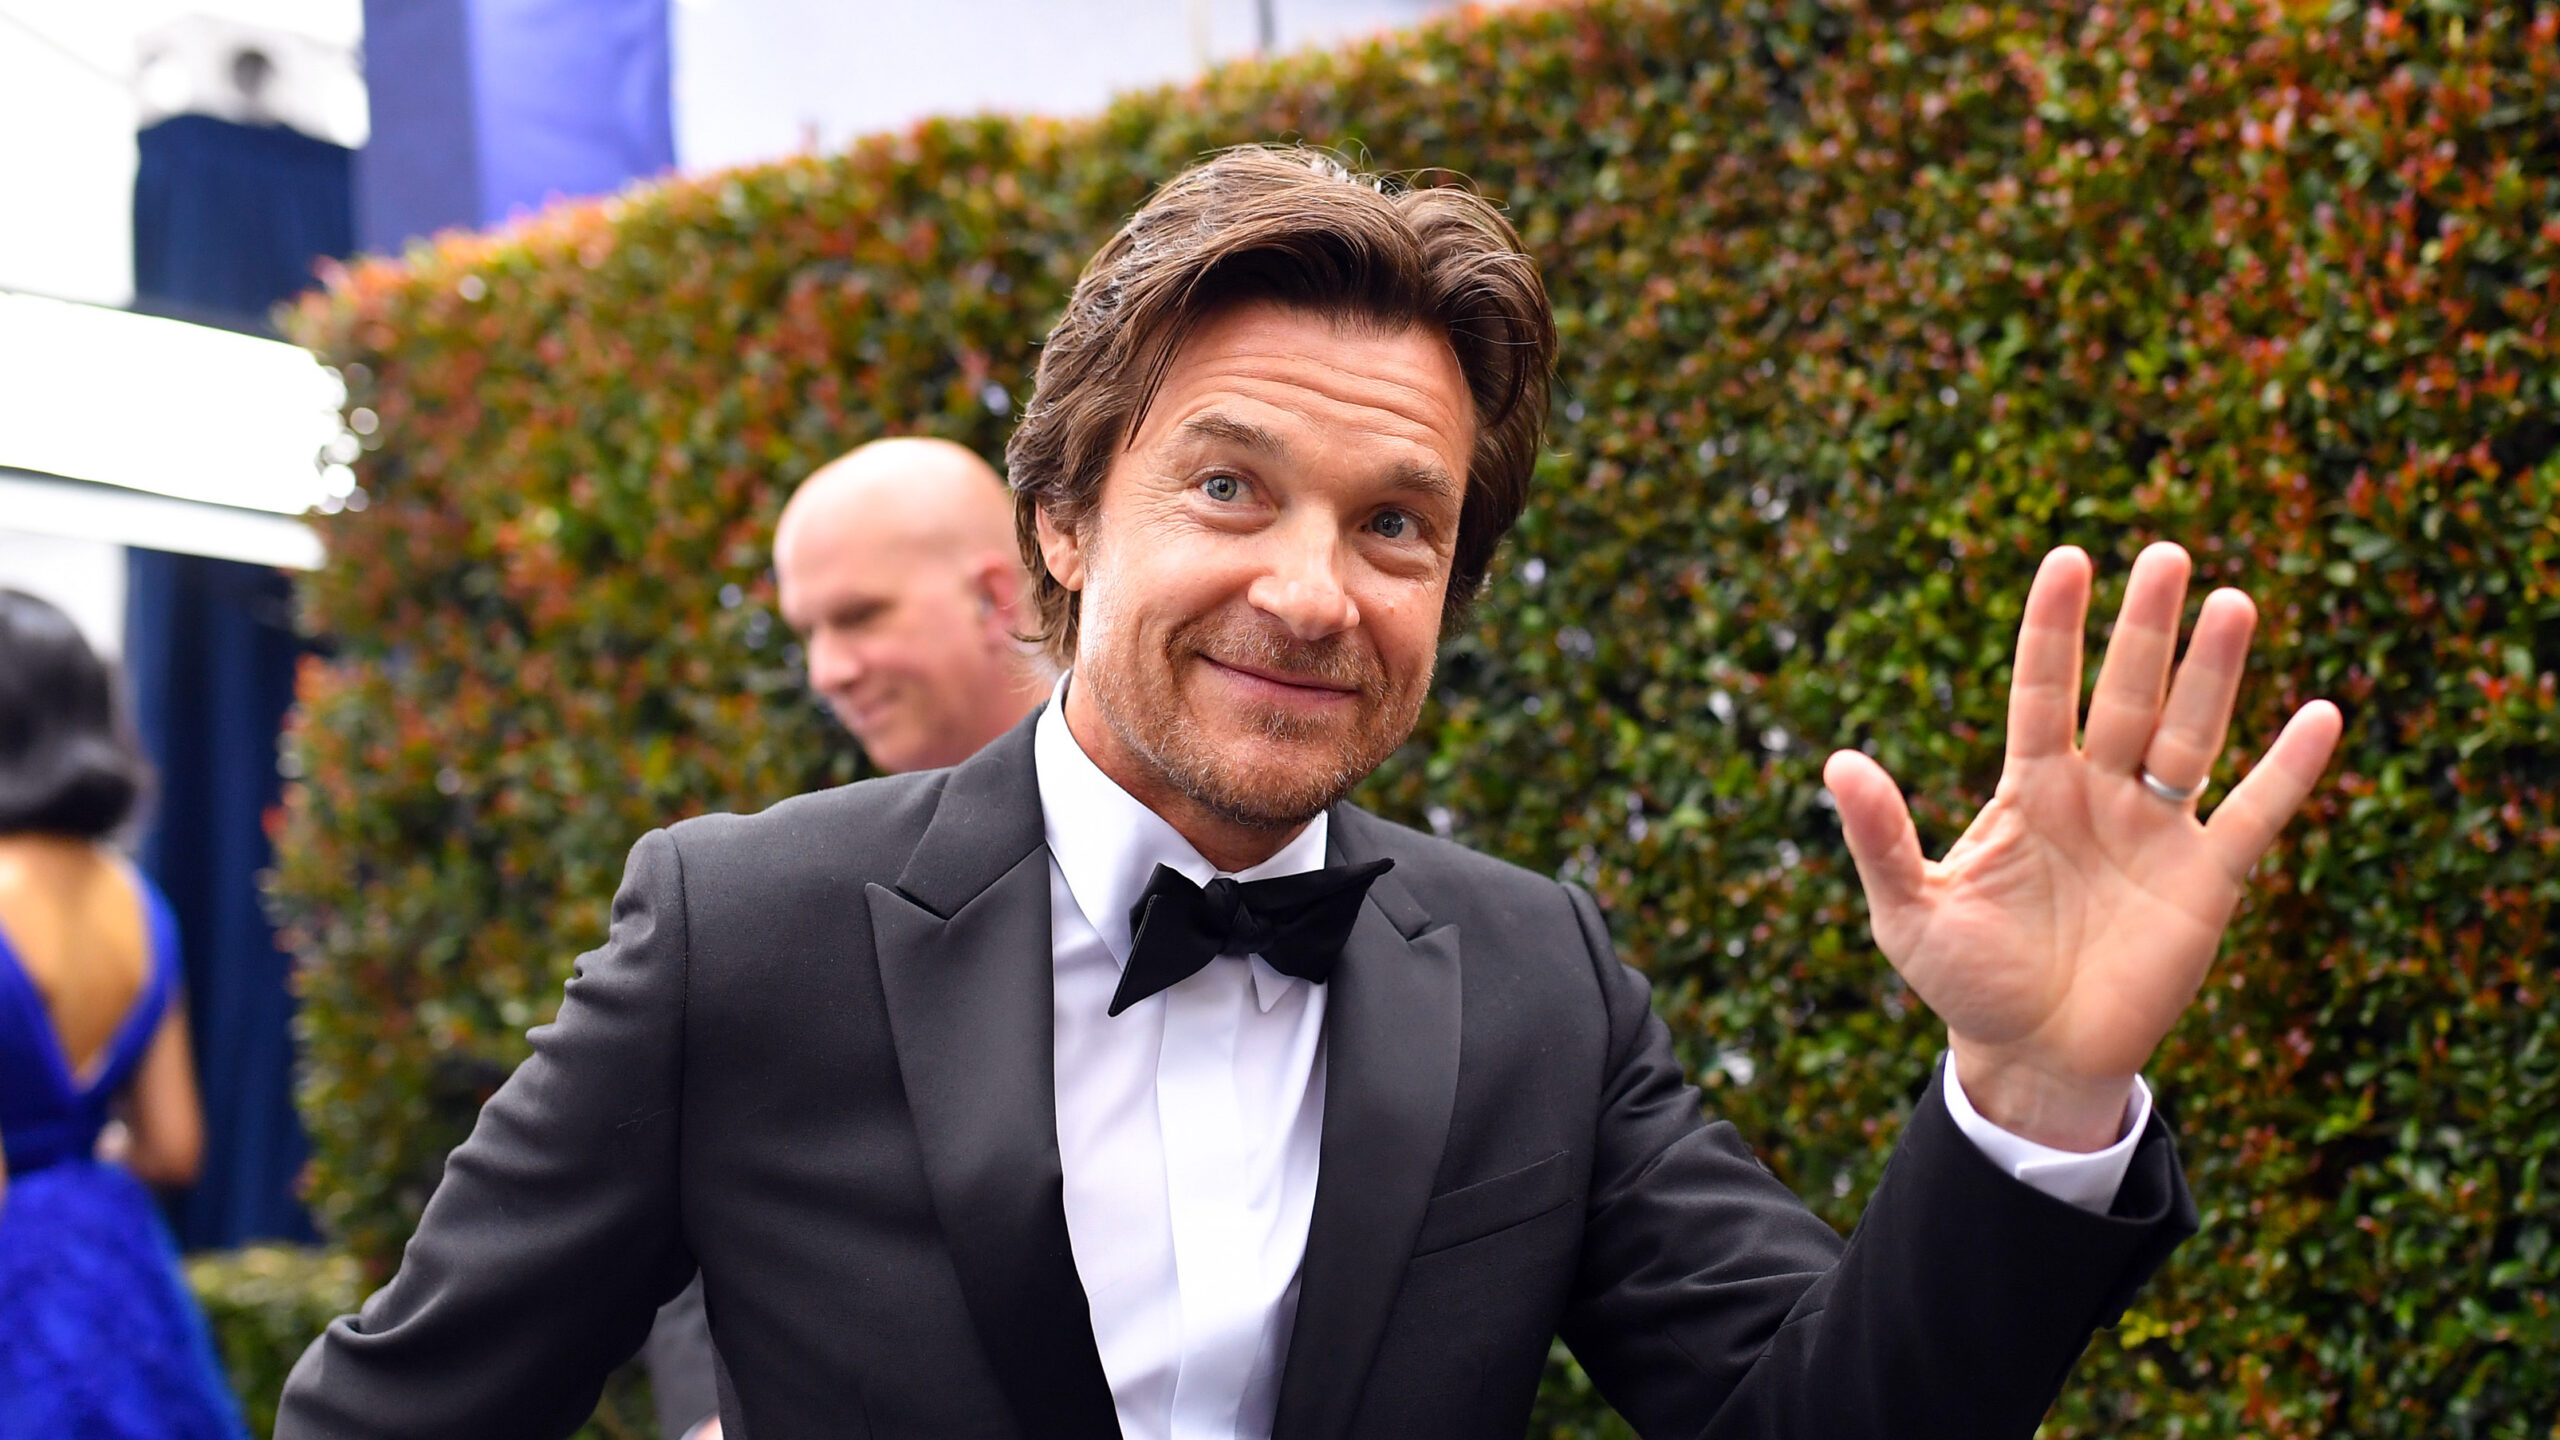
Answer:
[641, 436, 1055, 1440]
[773, 435, 1056, 771]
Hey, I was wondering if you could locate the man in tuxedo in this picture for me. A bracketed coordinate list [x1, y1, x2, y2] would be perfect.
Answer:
[276, 147, 2342, 1440]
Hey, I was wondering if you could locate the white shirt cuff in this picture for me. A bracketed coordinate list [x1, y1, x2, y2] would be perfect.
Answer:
[1940, 1053, 2151, 1214]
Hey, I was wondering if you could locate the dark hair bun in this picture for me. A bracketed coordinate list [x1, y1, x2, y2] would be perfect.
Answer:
[0, 589, 153, 840]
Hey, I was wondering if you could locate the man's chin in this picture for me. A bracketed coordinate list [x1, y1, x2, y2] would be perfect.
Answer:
[848, 720, 925, 772]
[1171, 736, 1373, 829]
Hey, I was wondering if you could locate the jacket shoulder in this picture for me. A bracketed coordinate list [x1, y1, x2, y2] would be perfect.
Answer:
[659, 769, 945, 890]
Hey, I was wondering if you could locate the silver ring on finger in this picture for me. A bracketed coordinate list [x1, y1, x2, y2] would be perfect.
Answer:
[2138, 767, 2208, 805]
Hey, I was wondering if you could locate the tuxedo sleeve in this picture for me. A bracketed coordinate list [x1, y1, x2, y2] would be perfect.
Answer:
[276, 829, 699, 1440]
[1553, 884, 2198, 1440]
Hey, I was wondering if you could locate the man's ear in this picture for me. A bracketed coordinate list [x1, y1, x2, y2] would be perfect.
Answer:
[1033, 503, 1086, 593]
[972, 559, 1027, 633]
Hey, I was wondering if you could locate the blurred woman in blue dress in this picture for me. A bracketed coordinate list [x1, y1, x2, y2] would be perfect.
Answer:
[0, 588, 248, 1438]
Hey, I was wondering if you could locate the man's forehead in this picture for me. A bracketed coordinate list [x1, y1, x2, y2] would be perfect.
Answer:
[1159, 301, 1465, 390]
[1139, 306, 1474, 461]
[776, 519, 917, 606]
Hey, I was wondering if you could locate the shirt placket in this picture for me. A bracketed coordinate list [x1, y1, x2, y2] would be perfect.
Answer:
[1155, 953, 1267, 1439]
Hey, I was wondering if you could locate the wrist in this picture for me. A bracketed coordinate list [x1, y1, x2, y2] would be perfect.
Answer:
[1945, 1036, 2135, 1153]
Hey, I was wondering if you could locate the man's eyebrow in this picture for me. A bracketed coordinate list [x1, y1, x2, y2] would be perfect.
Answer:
[1379, 458, 1463, 504]
[1172, 411, 1285, 454]
[1175, 409, 1463, 502]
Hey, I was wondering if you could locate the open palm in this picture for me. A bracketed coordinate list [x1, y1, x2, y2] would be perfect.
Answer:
[1823, 544, 2341, 1149]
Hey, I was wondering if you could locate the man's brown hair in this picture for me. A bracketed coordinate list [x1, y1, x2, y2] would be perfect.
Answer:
[1006, 146, 1557, 661]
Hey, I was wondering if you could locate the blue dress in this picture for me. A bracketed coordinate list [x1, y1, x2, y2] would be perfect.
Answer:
[0, 876, 250, 1439]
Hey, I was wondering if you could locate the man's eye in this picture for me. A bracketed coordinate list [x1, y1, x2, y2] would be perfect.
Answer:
[1370, 509, 1411, 539]
[1202, 474, 1243, 502]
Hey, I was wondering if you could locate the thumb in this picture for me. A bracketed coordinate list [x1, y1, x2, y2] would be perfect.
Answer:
[1823, 749, 1927, 920]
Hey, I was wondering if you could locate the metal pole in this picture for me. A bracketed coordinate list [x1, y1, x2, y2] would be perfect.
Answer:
[1185, 0, 1213, 67]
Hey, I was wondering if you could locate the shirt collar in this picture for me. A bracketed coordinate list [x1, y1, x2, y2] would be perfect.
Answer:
[1034, 674, 1331, 1011]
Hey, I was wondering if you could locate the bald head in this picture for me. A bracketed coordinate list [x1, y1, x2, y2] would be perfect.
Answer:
[775, 437, 1017, 575]
[774, 438, 1053, 772]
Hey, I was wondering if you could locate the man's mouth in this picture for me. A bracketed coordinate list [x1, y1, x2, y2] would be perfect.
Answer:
[1199, 655, 1363, 700]
[833, 691, 891, 733]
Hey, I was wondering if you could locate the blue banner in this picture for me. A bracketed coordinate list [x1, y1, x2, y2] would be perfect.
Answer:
[469, 0, 674, 223]
[359, 0, 673, 251]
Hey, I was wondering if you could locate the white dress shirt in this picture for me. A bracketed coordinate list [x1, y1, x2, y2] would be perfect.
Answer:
[1031, 682, 2150, 1440]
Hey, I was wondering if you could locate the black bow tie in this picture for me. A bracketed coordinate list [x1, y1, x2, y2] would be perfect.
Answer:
[1108, 858, 1395, 1016]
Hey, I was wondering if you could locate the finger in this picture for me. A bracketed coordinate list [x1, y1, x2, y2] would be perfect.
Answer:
[2004, 546, 2093, 765]
[1824, 749, 1927, 918]
[2140, 588, 2257, 792]
[2082, 541, 2194, 771]
[2202, 700, 2344, 878]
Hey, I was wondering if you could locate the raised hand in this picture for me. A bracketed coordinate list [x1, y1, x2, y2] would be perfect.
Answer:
[1821, 543, 2342, 1151]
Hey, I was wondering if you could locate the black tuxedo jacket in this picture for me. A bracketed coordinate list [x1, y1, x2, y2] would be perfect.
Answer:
[277, 715, 2196, 1440]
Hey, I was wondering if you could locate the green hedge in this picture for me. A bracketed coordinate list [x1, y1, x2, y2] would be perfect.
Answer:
[188, 1247, 367, 1437]
[274, 1, 2560, 1434]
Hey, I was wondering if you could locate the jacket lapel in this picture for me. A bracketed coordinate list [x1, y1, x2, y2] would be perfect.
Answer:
[1269, 809, 1463, 1440]
[868, 716, 1121, 1440]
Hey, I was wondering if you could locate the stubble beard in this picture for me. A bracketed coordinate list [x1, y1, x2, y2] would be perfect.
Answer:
[1084, 609, 1428, 834]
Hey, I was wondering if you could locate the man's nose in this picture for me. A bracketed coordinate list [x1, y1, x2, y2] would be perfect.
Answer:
[806, 633, 864, 692]
[1246, 520, 1360, 642]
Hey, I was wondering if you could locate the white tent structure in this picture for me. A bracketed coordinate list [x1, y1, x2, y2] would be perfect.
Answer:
[0, 0, 357, 651]
[0, 289, 340, 650]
